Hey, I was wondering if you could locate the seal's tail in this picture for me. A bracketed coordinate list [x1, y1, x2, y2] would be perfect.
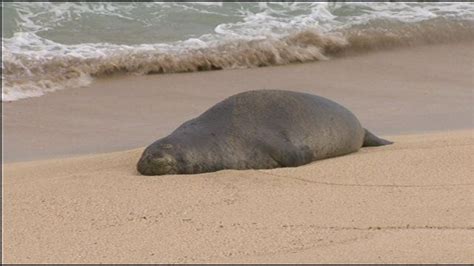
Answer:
[362, 129, 393, 147]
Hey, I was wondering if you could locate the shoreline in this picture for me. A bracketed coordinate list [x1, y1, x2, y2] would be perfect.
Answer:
[3, 41, 473, 263]
[2, 128, 469, 166]
[3, 42, 474, 162]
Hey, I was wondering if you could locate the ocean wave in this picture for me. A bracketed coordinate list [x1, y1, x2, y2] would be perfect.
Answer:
[2, 2, 474, 101]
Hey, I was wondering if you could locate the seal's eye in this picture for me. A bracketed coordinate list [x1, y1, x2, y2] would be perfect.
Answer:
[161, 144, 173, 149]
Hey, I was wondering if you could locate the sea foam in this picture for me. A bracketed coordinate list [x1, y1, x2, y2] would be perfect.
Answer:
[3, 2, 474, 101]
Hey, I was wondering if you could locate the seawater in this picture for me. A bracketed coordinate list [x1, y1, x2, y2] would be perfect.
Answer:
[2, 2, 474, 101]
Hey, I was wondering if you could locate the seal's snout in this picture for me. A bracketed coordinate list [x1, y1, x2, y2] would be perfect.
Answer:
[137, 153, 177, 176]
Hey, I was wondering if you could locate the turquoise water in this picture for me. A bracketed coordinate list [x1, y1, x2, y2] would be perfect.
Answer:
[2, 2, 474, 101]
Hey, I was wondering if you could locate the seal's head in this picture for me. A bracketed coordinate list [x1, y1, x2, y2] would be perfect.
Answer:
[137, 142, 179, 175]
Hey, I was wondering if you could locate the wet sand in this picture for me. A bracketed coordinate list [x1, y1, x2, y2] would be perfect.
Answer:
[3, 42, 473, 162]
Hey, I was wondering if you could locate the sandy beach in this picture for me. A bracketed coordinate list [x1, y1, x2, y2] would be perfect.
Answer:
[3, 42, 474, 263]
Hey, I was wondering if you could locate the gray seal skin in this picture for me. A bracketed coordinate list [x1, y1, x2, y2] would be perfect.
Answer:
[137, 90, 392, 175]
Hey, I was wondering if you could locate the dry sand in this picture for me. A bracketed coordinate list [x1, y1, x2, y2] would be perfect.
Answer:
[3, 130, 474, 263]
[2, 42, 474, 263]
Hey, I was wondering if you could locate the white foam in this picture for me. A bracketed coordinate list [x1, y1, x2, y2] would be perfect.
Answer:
[2, 72, 93, 102]
[3, 2, 474, 101]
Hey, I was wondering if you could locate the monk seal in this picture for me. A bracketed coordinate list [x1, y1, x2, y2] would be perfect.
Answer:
[137, 90, 392, 175]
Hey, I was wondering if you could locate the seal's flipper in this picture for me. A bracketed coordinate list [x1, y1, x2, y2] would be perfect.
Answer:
[362, 129, 393, 147]
[259, 134, 313, 168]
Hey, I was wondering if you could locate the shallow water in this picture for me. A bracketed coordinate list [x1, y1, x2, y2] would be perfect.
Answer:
[2, 2, 474, 101]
